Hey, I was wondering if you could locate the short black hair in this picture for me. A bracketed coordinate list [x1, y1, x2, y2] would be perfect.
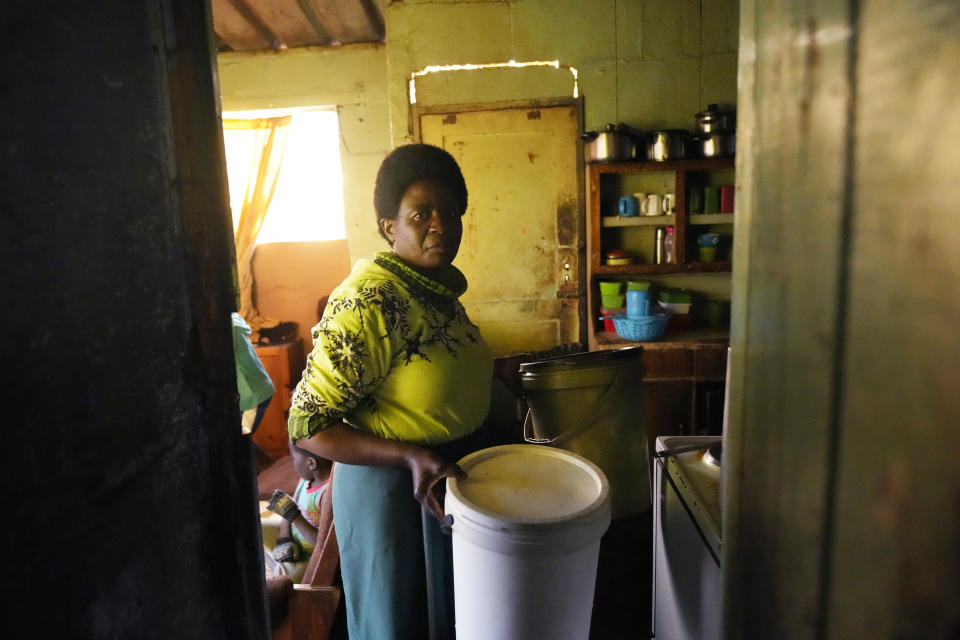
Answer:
[290, 441, 325, 463]
[373, 143, 468, 243]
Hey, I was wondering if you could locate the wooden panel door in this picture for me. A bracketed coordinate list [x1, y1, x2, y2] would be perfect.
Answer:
[420, 104, 583, 356]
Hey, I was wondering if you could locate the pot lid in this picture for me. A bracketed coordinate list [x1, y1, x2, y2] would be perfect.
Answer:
[696, 103, 736, 118]
[519, 346, 645, 375]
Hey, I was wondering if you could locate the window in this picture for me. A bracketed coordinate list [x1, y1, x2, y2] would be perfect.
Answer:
[222, 108, 346, 243]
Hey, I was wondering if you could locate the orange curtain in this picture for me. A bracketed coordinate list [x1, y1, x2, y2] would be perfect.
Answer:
[224, 116, 292, 323]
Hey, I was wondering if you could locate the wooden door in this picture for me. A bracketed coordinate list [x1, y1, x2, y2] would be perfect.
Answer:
[420, 105, 583, 356]
[726, 1, 960, 637]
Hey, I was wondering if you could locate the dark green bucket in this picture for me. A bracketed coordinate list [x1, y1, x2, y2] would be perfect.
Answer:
[519, 347, 650, 517]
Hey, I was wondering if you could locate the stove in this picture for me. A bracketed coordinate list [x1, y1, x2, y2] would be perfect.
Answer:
[651, 435, 723, 640]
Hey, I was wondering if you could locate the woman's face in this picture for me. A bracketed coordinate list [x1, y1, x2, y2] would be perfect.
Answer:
[381, 178, 463, 270]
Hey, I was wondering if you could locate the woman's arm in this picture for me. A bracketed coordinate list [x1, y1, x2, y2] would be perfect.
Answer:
[295, 422, 464, 521]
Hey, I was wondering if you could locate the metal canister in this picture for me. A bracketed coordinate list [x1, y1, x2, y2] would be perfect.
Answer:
[654, 227, 666, 264]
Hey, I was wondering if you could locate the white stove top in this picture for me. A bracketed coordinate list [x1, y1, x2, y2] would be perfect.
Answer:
[655, 435, 723, 561]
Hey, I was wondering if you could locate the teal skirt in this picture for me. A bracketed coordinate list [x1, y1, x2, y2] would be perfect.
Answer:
[331, 427, 488, 640]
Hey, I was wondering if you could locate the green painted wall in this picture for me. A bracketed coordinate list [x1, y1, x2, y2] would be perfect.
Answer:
[217, 1, 738, 299]
[387, 0, 738, 140]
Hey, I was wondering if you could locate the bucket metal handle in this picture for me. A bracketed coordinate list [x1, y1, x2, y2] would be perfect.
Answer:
[522, 374, 625, 446]
[523, 409, 561, 444]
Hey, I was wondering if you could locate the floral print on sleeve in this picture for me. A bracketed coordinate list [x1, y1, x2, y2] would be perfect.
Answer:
[289, 280, 413, 440]
[287, 253, 492, 445]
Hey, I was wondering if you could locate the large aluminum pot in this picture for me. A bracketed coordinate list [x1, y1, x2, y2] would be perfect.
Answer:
[695, 104, 736, 133]
[582, 123, 642, 162]
[646, 130, 688, 161]
[690, 132, 736, 158]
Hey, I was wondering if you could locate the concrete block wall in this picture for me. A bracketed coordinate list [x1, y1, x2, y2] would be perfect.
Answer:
[217, 43, 390, 264]
[217, 0, 739, 279]
[387, 0, 739, 141]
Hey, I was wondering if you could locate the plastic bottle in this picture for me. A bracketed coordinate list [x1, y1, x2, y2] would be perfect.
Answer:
[664, 226, 676, 264]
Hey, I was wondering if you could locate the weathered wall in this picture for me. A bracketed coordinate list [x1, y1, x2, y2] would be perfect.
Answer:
[217, 43, 386, 331]
[217, 0, 739, 303]
[252, 239, 351, 345]
[0, 2, 266, 638]
[388, 0, 738, 139]
[725, 0, 960, 637]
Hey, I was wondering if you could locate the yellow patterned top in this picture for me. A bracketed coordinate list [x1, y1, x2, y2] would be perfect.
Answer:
[288, 252, 493, 445]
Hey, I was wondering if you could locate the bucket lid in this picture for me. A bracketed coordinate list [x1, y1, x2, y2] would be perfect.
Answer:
[448, 445, 609, 530]
[519, 346, 644, 376]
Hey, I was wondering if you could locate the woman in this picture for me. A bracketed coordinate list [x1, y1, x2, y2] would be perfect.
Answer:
[288, 144, 495, 640]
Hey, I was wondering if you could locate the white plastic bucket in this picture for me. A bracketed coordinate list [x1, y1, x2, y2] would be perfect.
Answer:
[445, 445, 611, 640]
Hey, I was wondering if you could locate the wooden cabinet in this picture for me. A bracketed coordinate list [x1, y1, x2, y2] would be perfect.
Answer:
[586, 156, 735, 351]
[251, 340, 305, 460]
[586, 156, 735, 276]
[633, 339, 729, 453]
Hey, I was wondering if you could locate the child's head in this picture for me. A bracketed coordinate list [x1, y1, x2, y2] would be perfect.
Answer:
[289, 441, 332, 482]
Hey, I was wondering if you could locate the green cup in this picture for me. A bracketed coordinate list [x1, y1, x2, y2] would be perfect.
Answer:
[699, 246, 717, 263]
[704, 186, 720, 214]
[598, 281, 623, 295]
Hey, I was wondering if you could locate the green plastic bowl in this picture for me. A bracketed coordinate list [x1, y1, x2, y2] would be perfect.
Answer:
[626, 281, 651, 291]
[658, 290, 692, 304]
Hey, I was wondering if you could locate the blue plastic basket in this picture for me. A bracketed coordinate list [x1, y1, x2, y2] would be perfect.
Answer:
[610, 313, 669, 341]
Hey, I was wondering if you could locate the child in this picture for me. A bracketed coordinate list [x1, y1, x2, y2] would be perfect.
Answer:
[262, 442, 333, 582]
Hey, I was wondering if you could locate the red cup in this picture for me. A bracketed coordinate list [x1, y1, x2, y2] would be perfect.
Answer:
[720, 185, 734, 213]
[599, 307, 623, 332]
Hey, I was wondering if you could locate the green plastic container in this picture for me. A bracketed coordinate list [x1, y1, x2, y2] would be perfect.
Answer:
[658, 289, 692, 304]
[601, 294, 625, 309]
[519, 347, 650, 518]
[598, 281, 623, 295]
[626, 280, 651, 291]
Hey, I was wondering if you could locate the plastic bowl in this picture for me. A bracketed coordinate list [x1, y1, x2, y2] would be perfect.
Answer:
[598, 306, 625, 332]
[601, 294, 625, 308]
[659, 290, 692, 304]
[611, 313, 669, 342]
[626, 281, 651, 291]
[658, 301, 692, 315]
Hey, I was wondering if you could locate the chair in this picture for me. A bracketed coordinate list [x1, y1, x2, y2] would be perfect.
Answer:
[260, 456, 342, 640]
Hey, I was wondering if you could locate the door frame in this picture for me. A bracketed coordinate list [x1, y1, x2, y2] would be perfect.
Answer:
[412, 97, 588, 348]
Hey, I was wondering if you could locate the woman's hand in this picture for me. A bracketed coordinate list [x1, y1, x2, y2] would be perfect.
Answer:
[405, 448, 466, 521]
[296, 423, 466, 521]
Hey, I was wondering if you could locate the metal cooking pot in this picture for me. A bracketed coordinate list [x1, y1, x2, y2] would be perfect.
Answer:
[695, 104, 736, 134]
[690, 132, 736, 158]
[646, 130, 688, 162]
[581, 123, 642, 162]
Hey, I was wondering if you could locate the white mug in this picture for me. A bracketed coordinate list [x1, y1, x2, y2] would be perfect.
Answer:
[662, 192, 676, 215]
[641, 193, 663, 216]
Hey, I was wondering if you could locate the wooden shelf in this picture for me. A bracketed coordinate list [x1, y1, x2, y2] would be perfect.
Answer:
[587, 156, 736, 353]
[595, 328, 730, 350]
[689, 213, 734, 225]
[587, 157, 735, 174]
[594, 261, 732, 275]
[587, 157, 736, 277]
[602, 214, 676, 227]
